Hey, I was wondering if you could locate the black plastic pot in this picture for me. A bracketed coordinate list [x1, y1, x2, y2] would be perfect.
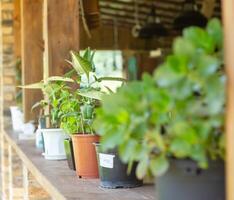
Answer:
[95, 143, 142, 189]
[64, 138, 76, 170]
[156, 159, 225, 200]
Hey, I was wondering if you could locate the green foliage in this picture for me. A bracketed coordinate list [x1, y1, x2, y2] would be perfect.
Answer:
[21, 47, 125, 131]
[59, 48, 126, 134]
[94, 18, 225, 179]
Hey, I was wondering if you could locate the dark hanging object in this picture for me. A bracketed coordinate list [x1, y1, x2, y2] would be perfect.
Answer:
[174, 0, 207, 31]
[137, 6, 167, 39]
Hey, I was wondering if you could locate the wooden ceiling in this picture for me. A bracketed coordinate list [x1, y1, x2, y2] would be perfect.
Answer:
[98, 0, 221, 28]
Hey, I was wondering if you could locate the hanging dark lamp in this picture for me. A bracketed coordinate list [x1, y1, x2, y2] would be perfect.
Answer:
[174, 0, 207, 31]
[138, 6, 167, 38]
[132, 2, 167, 39]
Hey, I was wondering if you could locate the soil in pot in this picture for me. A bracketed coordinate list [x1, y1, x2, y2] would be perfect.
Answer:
[72, 134, 99, 178]
[95, 143, 143, 189]
[64, 138, 76, 170]
[156, 159, 225, 200]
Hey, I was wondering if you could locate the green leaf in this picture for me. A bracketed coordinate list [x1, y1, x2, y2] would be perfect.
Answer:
[100, 126, 125, 150]
[104, 86, 114, 94]
[136, 157, 148, 179]
[155, 63, 185, 87]
[47, 76, 74, 83]
[206, 18, 223, 48]
[170, 139, 191, 158]
[183, 27, 215, 53]
[31, 100, 47, 111]
[154, 132, 165, 151]
[64, 68, 76, 78]
[70, 51, 92, 78]
[196, 55, 220, 76]
[190, 145, 208, 168]
[150, 155, 169, 176]
[173, 37, 195, 57]
[96, 76, 127, 82]
[172, 122, 198, 144]
[78, 90, 104, 100]
[19, 82, 43, 89]
[119, 140, 138, 163]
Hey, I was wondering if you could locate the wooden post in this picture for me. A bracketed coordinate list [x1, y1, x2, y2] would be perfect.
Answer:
[43, 0, 79, 76]
[21, 0, 44, 121]
[222, 0, 234, 200]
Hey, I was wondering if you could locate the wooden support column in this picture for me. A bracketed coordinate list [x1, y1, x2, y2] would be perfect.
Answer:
[43, 0, 79, 76]
[222, 0, 234, 200]
[21, 0, 44, 121]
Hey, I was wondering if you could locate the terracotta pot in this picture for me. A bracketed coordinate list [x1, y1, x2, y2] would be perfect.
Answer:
[72, 134, 99, 178]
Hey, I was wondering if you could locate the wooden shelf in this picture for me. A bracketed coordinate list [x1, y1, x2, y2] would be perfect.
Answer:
[3, 127, 155, 200]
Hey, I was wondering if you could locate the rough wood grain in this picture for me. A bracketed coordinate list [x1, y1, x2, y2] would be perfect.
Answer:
[21, 0, 43, 122]
[44, 0, 79, 76]
[4, 128, 155, 200]
[222, 1, 234, 200]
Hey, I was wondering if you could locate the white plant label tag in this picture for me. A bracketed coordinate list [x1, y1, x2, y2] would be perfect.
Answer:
[99, 153, 115, 168]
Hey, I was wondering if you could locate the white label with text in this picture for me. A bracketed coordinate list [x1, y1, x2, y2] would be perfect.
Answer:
[99, 153, 115, 168]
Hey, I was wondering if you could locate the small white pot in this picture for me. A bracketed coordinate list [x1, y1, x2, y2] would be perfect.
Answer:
[41, 128, 68, 160]
[10, 106, 24, 131]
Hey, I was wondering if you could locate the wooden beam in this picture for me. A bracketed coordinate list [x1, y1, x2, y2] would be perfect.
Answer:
[43, 0, 79, 76]
[21, 0, 44, 122]
[222, 0, 234, 200]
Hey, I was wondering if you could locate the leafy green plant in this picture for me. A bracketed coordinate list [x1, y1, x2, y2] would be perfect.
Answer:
[59, 48, 126, 134]
[94, 19, 225, 179]
[22, 47, 125, 132]
[20, 76, 74, 128]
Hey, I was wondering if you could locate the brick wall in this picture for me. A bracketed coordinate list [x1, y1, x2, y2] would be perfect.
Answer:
[1, 0, 17, 115]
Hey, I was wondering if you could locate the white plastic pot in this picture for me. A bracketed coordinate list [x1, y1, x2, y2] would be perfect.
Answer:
[10, 106, 24, 131]
[41, 128, 68, 160]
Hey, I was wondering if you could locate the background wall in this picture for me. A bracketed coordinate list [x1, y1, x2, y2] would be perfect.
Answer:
[1, 0, 16, 115]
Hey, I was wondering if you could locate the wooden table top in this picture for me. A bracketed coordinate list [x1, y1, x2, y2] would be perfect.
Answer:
[4, 127, 156, 200]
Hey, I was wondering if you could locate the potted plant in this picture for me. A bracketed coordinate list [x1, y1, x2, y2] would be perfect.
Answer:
[21, 76, 74, 160]
[60, 48, 126, 178]
[94, 18, 225, 199]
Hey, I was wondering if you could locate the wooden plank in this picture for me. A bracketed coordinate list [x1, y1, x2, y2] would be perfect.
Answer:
[222, 1, 234, 200]
[43, 0, 79, 76]
[21, 0, 44, 122]
[13, 0, 21, 58]
[3, 127, 155, 200]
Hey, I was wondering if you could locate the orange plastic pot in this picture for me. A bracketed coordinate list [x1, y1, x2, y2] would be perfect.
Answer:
[72, 134, 99, 178]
